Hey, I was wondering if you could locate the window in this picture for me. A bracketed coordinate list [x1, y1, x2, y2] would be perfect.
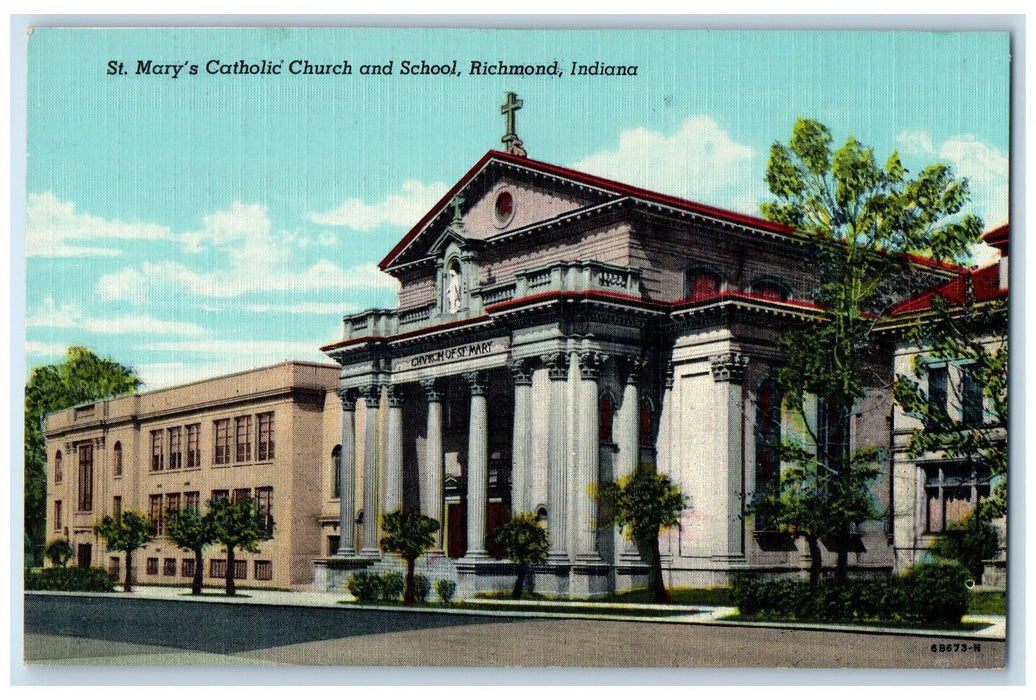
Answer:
[151, 430, 164, 471]
[962, 370, 984, 426]
[53, 500, 62, 530]
[186, 423, 201, 468]
[54, 450, 62, 484]
[928, 365, 949, 427]
[211, 489, 229, 504]
[257, 412, 274, 461]
[146, 558, 159, 576]
[165, 493, 181, 516]
[255, 486, 273, 537]
[751, 278, 791, 302]
[331, 445, 342, 499]
[163, 558, 177, 576]
[755, 378, 782, 489]
[149, 494, 164, 535]
[925, 464, 991, 533]
[235, 416, 252, 462]
[185, 491, 200, 512]
[113, 495, 122, 518]
[254, 560, 273, 581]
[109, 557, 120, 581]
[168, 427, 183, 470]
[232, 488, 251, 504]
[685, 270, 721, 300]
[209, 559, 227, 578]
[182, 558, 195, 578]
[233, 560, 248, 580]
[214, 419, 231, 465]
[599, 394, 613, 443]
[113, 441, 122, 478]
[639, 399, 653, 446]
[817, 398, 849, 470]
[77, 443, 94, 511]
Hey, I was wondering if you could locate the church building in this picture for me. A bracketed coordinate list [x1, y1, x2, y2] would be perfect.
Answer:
[315, 93, 961, 597]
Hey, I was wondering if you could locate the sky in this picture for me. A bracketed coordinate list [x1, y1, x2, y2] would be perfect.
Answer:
[23, 28, 1011, 391]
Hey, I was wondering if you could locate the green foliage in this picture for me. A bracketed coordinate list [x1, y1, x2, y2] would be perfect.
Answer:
[380, 572, 405, 601]
[493, 513, 549, 565]
[380, 508, 439, 562]
[25, 566, 115, 592]
[413, 574, 430, 603]
[732, 561, 969, 625]
[165, 507, 215, 594]
[24, 346, 140, 566]
[892, 289, 1007, 519]
[760, 119, 983, 581]
[44, 537, 73, 568]
[207, 498, 271, 596]
[346, 571, 383, 602]
[94, 510, 153, 555]
[435, 579, 456, 605]
[930, 510, 1000, 580]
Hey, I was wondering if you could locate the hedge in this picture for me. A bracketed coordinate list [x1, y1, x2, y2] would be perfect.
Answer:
[731, 561, 970, 625]
[25, 567, 116, 593]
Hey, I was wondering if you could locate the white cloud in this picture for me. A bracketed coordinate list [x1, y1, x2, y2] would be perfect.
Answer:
[26, 192, 172, 257]
[25, 340, 72, 358]
[307, 180, 448, 230]
[26, 297, 209, 336]
[249, 301, 360, 315]
[570, 116, 765, 214]
[896, 130, 1009, 228]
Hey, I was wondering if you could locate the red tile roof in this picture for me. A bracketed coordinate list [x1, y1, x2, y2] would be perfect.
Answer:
[890, 263, 1005, 315]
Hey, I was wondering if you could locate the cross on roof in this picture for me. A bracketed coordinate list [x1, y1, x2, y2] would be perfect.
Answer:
[500, 92, 527, 157]
[449, 194, 464, 226]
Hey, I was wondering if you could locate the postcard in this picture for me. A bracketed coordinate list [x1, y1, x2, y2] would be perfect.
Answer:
[20, 23, 1010, 677]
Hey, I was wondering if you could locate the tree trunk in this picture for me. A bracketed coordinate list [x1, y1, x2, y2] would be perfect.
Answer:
[512, 563, 527, 600]
[225, 547, 236, 596]
[805, 534, 822, 588]
[124, 550, 134, 593]
[403, 558, 416, 606]
[649, 535, 672, 604]
[192, 548, 204, 595]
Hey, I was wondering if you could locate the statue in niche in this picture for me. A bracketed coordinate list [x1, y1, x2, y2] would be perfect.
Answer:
[445, 260, 462, 314]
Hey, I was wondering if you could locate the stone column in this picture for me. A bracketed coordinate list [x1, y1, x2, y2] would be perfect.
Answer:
[543, 352, 570, 562]
[383, 384, 404, 514]
[464, 370, 490, 559]
[336, 389, 358, 557]
[420, 377, 444, 553]
[617, 357, 644, 561]
[575, 351, 606, 562]
[359, 384, 381, 558]
[510, 359, 533, 516]
[710, 352, 750, 562]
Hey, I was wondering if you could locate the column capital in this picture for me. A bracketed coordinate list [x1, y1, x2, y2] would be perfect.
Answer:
[541, 352, 568, 381]
[624, 355, 647, 385]
[463, 370, 488, 396]
[384, 384, 405, 408]
[577, 350, 608, 381]
[358, 383, 381, 408]
[710, 352, 749, 383]
[337, 388, 357, 411]
[509, 358, 533, 386]
[419, 377, 443, 402]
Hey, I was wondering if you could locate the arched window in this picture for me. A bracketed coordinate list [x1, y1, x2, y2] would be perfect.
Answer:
[751, 277, 791, 302]
[599, 393, 614, 443]
[685, 269, 722, 300]
[54, 450, 63, 484]
[535, 505, 548, 523]
[331, 445, 342, 499]
[113, 442, 123, 478]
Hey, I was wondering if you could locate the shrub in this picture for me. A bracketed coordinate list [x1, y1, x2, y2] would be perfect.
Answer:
[413, 574, 430, 603]
[435, 579, 456, 605]
[903, 561, 970, 624]
[25, 566, 115, 592]
[380, 572, 404, 602]
[930, 512, 999, 580]
[346, 572, 382, 602]
[44, 538, 73, 568]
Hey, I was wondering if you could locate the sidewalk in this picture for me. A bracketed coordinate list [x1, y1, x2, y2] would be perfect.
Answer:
[58, 585, 1004, 641]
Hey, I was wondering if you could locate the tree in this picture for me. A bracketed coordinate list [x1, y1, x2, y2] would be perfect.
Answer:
[760, 118, 983, 581]
[207, 498, 271, 596]
[493, 513, 549, 599]
[166, 506, 215, 595]
[892, 287, 1007, 521]
[930, 510, 1000, 580]
[598, 465, 687, 604]
[44, 537, 73, 568]
[25, 346, 140, 566]
[93, 510, 152, 592]
[380, 508, 439, 606]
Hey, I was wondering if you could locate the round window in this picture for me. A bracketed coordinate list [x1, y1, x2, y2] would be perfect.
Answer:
[494, 190, 515, 226]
